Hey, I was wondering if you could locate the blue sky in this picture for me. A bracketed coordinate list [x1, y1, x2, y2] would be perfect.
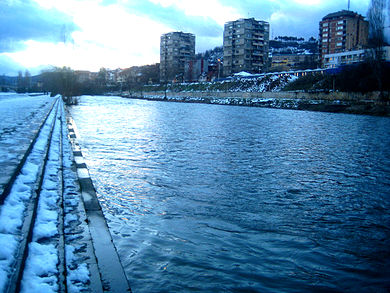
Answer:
[0, 0, 374, 75]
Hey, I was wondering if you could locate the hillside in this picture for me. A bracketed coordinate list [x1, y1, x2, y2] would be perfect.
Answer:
[142, 74, 297, 93]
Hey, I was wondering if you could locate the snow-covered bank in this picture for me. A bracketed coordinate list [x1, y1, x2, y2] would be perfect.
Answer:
[0, 93, 130, 292]
[142, 74, 297, 93]
[0, 93, 54, 196]
[0, 97, 93, 292]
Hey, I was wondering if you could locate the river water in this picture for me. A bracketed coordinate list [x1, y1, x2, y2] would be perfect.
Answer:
[70, 95, 390, 292]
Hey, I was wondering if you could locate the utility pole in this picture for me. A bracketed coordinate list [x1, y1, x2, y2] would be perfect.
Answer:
[348, 0, 350, 10]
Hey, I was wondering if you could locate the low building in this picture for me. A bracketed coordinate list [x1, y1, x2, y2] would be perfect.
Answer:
[323, 46, 390, 69]
[271, 54, 318, 71]
[323, 49, 365, 68]
[184, 58, 209, 82]
[75, 70, 94, 83]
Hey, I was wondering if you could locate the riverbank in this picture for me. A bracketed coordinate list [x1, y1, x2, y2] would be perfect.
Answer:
[120, 91, 390, 116]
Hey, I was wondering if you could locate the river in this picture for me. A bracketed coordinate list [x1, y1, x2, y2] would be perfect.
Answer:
[69, 95, 390, 292]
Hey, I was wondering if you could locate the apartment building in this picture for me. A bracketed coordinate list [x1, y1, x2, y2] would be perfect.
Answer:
[160, 32, 195, 83]
[223, 18, 270, 76]
[319, 10, 368, 66]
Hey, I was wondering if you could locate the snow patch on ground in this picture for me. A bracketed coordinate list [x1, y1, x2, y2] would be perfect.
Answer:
[0, 234, 18, 292]
[20, 242, 59, 293]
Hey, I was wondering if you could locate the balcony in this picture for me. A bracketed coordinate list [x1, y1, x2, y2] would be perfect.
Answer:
[252, 42, 263, 46]
[252, 62, 263, 67]
[253, 35, 264, 40]
[224, 52, 232, 57]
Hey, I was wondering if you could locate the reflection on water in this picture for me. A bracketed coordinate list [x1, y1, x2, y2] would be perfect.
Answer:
[70, 96, 390, 292]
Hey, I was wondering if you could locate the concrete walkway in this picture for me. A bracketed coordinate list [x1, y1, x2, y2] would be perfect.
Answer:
[0, 93, 131, 292]
[0, 93, 54, 197]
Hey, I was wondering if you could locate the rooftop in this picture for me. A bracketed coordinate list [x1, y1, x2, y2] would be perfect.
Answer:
[322, 10, 365, 21]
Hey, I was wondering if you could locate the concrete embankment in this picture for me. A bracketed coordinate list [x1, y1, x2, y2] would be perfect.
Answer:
[126, 91, 390, 116]
[0, 94, 131, 292]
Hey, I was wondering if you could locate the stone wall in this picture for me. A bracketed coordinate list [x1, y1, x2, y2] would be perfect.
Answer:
[134, 90, 388, 102]
[126, 91, 390, 116]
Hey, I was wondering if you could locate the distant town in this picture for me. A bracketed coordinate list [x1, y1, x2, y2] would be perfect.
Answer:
[0, 8, 389, 94]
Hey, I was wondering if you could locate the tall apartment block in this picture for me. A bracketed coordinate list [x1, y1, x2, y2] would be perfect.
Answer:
[223, 18, 270, 76]
[160, 32, 195, 83]
[319, 10, 368, 66]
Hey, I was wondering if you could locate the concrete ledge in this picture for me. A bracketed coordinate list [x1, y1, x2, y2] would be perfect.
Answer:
[124, 91, 390, 116]
[66, 112, 132, 293]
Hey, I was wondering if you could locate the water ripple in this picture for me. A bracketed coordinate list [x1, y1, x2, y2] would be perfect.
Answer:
[71, 96, 390, 292]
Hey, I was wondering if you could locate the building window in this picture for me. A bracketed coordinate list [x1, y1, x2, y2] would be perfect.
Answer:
[337, 31, 343, 35]
[323, 38, 328, 43]
[337, 20, 344, 24]
[337, 26, 343, 30]
[337, 42, 342, 46]
[323, 33, 328, 37]
[323, 28, 328, 32]
[323, 22, 328, 27]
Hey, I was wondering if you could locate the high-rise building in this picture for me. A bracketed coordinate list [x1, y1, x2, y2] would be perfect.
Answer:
[160, 32, 195, 83]
[319, 10, 368, 66]
[223, 18, 270, 76]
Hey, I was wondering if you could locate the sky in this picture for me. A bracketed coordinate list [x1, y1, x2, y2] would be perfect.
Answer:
[0, 0, 379, 76]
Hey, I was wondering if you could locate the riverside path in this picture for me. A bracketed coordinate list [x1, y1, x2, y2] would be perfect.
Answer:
[0, 93, 131, 292]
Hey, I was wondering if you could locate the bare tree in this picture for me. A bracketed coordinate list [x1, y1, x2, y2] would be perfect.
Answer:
[367, 0, 387, 95]
[17, 71, 23, 93]
[41, 67, 79, 105]
[367, 0, 386, 59]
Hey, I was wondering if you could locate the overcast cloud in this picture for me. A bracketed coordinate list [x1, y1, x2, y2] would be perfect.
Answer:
[0, 0, 77, 52]
[0, 0, 378, 75]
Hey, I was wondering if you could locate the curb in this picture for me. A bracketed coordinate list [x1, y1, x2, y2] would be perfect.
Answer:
[66, 112, 132, 293]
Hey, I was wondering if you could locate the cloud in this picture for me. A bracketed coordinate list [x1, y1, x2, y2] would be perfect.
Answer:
[0, 0, 375, 75]
[219, 0, 370, 38]
[0, 54, 25, 76]
[4, 1, 174, 71]
[122, 0, 224, 37]
[118, 0, 241, 52]
[0, 0, 78, 53]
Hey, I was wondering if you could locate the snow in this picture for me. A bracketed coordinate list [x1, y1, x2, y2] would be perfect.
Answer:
[0, 97, 59, 291]
[234, 71, 252, 77]
[21, 243, 59, 293]
[0, 94, 91, 291]
[65, 245, 90, 293]
[0, 233, 18, 292]
[67, 263, 90, 293]
[0, 94, 53, 195]
[65, 213, 78, 226]
[33, 221, 58, 241]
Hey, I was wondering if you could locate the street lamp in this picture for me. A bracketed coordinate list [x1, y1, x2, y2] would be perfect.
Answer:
[217, 59, 221, 80]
